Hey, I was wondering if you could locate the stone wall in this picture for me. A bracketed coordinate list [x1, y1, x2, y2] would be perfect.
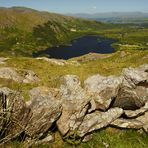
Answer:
[0, 64, 147, 146]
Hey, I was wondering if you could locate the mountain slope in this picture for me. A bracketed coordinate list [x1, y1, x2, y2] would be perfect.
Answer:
[0, 7, 105, 56]
[0, 7, 75, 31]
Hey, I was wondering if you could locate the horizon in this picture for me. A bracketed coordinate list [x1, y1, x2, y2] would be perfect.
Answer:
[0, 0, 148, 14]
[1, 6, 148, 15]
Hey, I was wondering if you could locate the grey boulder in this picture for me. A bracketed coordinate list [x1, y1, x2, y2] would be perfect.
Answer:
[137, 112, 148, 133]
[84, 74, 122, 111]
[113, 65, 148, 110]
[77, 107, 123, 137]
[124, 101, 148, 118]
[111, 111, 148, 133]
[26, 87, 62, 139]
[23, 70, 40, 83]
[111, 118, 144, 129]
[56, 75, 90, 136]
[0, 67, 21, 82]
[0, 67, 40, 83]
[0, 87, 32, 142]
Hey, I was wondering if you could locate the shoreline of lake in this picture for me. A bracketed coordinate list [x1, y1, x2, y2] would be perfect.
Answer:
[33, 35, 116, 60]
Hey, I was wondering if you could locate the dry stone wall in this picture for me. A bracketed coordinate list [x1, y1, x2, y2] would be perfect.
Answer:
[0, 64, 147, 146]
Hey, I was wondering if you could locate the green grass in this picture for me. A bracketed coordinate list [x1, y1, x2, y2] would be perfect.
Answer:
[5, 128, 148, 148]
[77, 128, 148, 148]
[97, 27, 148, 51]
[0, 49, 147, 102]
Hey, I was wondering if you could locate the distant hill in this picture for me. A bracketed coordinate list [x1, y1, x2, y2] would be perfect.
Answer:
[0, 7, 105, 56]
[67, 12, 148, 24]
[0, 7, 77, 31]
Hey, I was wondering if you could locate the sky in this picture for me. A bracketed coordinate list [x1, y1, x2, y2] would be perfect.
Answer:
[0, 0, 148, 14]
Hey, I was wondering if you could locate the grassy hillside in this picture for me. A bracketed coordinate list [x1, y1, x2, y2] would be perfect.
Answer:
[0, 7, 148, 148]
[0, 7, 108, 57]
[0, 50, 147, 100]
[0, 7, 147, 57]
[0, 50, 148, 147]
[0, 7, 75, 30]
[97, 25, 148, 51]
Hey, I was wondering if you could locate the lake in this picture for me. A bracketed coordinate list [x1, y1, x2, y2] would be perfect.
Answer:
[33, 35, 116, 60]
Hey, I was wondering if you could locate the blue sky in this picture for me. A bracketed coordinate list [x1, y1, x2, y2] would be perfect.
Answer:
[0, 0, 148, 13]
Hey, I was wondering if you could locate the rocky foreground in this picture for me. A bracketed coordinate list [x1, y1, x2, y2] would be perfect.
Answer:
[0, 64, 148, 147]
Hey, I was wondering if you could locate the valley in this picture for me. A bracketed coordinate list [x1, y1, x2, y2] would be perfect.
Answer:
[0, 6, 148, 148]
[0, 7, 108, 57]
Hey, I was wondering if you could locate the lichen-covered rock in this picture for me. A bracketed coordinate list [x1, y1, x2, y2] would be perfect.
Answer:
[0, 57, 9, 64]
[0, 64, 147, 144]
[111, 118, 143, 129]
[113, 83, 145, 110]
[137, 112, 148, 133]
[82, 134, 93, 142]
[0, 67, 21, 82]
[5, 94, 32, 138]
[0, 87, 32, 141]
[0, 67, 40, 83]
[123, 67, 147, 86]
[26, 87, 62, 139]
[84, 74, 122, 111]
[111, 111, 148, 133]
[111, 104, 148, 133]
[37, 57, 80, 66]
[77, 107, 123, 137]
[113, 65, 148, 110]
[0, 88, 13, 131]
[24, 134, 54, 148]
[56, 75, 90, 136]
[124, 101, 148, 118]
[23, 70, 40, 83]
[137, 64, 148, 73]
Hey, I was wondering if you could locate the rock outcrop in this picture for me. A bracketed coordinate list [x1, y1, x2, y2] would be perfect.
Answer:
[0, 58, 9, 64]
[124, 101, 148, 118]
[111, 118, 144, 129]
[0, 88, 32, 143]
[26, 87, 62, 139]
[56, 75, 90, 136]
[0, 64, 147, 145]
[137, 112, 148, 133]
[37, 57, 80, 66]
[0, 67, 40, 83]
[77, 107, 123, 137]
[111, 111, 148, 132]
[23, 70, 40, 83]
[84, 75, 122, 111]
[113, 65, 148, 109]
[0, 67, 22, 82]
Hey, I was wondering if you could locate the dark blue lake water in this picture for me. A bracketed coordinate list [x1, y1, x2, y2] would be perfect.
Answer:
[33, 35, 116, 60]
